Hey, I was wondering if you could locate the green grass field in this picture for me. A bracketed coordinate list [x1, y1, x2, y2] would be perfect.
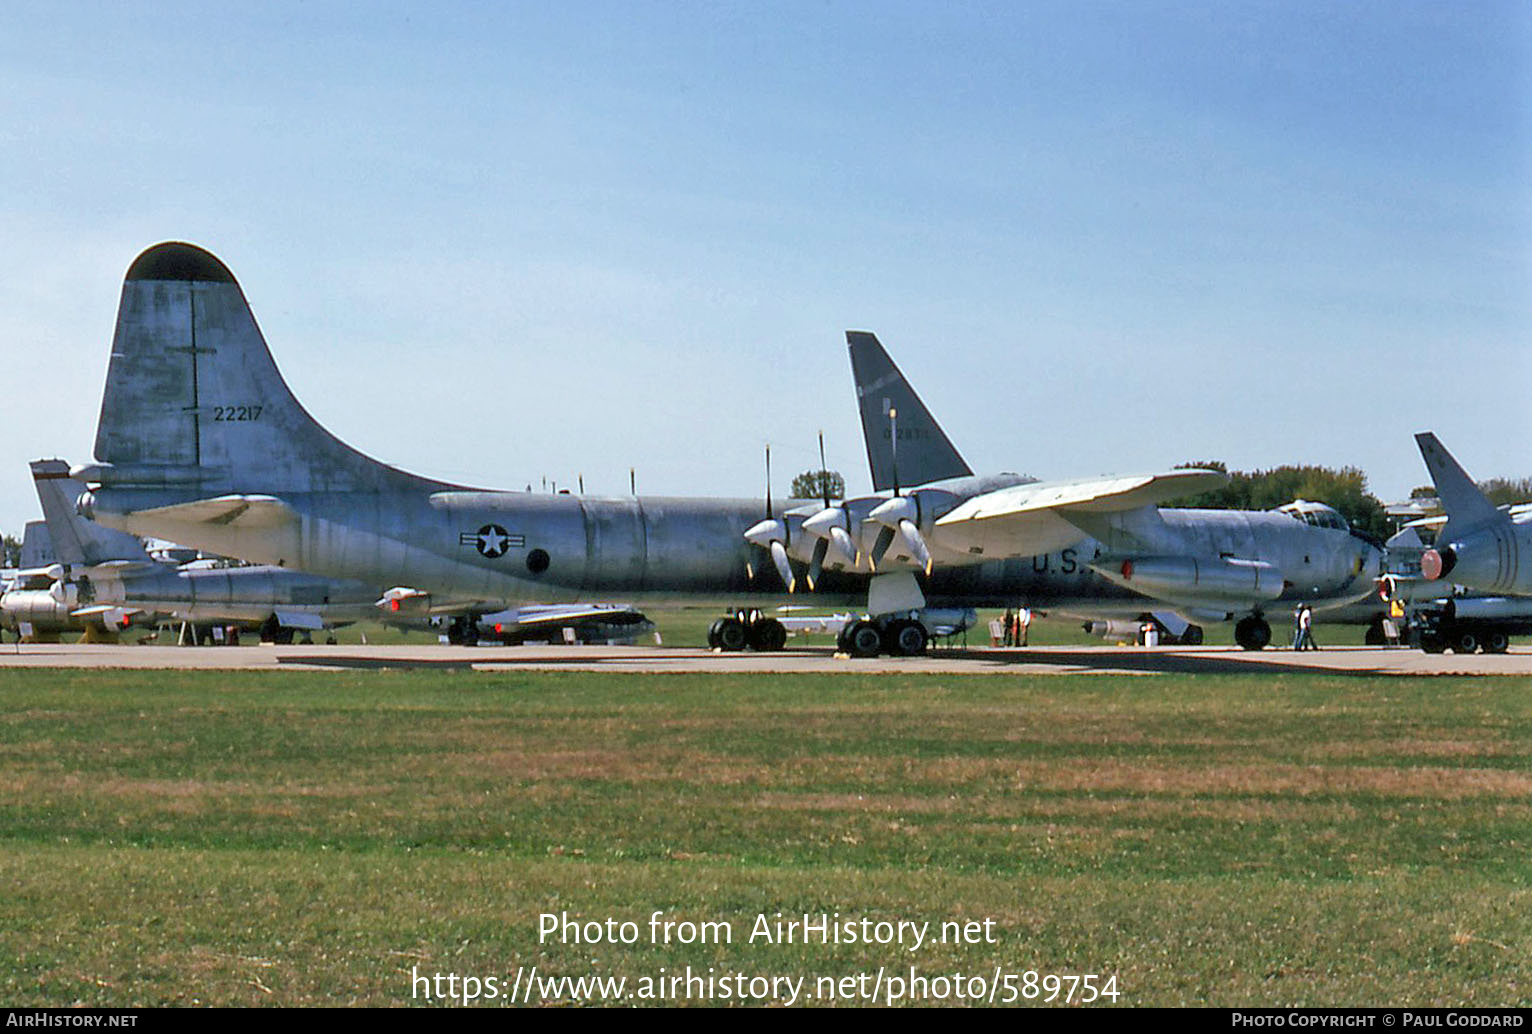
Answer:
[0, 668, 1526, 1007]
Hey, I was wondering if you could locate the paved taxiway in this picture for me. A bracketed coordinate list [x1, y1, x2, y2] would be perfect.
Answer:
[0, 643, 1528, 675]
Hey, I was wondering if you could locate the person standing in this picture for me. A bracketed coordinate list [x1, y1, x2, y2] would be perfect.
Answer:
[1384, 596, 1405, 647]
[1296, 604, 1318, 651]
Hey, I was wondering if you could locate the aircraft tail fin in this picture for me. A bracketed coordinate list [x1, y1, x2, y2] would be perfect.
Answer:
[1414, 432, 1505, 539]
[88, 242, 445, 496]
[846, 331, 972, 492]
[18, 520, 54, 568]
[31, 459, 152, 566]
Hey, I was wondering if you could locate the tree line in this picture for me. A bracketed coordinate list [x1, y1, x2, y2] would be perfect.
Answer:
[1169, 461, 1532, 542]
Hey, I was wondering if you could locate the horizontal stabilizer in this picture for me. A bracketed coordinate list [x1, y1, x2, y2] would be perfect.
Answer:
[479, 604, 641, 629]
[71, 605, 141, 618]
[83, 559, 162, 575]
[938, 468, 1227, 526]
[71, 605, 146, 624]
[130, 495, 299, 529]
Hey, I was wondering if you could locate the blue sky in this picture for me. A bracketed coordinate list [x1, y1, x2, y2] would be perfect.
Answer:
[1, 1, 1528, 535]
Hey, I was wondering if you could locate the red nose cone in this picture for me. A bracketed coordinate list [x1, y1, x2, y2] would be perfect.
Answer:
[1421, 549, 1444, 581]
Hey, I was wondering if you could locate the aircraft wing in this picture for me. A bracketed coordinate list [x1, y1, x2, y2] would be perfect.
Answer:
[129, 495, 299, 529]
[912, 468, 1226, 562]
[485, 604, 641, 629]
[937, 469, 1226, 526]
[71, 604, 150, 626]
[83, 559, 165, 576]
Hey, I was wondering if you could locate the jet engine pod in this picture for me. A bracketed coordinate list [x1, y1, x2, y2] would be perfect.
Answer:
[1424, 525, 1519, 592]
[1421, 526, 1519, 591]
[1093, 555, 1285, 604]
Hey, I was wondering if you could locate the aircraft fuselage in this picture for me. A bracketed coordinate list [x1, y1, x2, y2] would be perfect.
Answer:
[88, 485, 1378, 617]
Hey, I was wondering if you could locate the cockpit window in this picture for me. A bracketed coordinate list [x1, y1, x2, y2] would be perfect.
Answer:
[1278, 500, 1347, 531]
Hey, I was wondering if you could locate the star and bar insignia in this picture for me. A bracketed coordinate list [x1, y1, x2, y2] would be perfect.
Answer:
[460, 524, 524, 558]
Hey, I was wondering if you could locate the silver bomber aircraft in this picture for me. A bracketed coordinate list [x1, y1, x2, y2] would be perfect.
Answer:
[759, 332, 1386, 652]
[76, 243, 1381, 655]
[1414, 432, 1532, 596]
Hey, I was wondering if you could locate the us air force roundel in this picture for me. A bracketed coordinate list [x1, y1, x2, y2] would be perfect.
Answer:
[459, 524, 524, 559]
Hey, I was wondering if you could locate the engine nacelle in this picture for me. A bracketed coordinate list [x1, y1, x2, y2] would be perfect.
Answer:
[1422, 522, 1526, 595]
[0, 590, 73, 630]
[1094, 555, 1285, 604]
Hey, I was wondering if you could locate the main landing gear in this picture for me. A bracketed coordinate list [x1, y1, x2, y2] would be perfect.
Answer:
[707, 609, 935, 657]
[707, 610, 788, 652]
[837, 615, 929, 658]
[443, 615, 481, 645]
[1234, 615, 1271, 651]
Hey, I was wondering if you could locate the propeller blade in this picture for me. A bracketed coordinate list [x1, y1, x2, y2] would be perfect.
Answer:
[807, 537, 828, 590]
[827, 525, 858, 567]
[899, 519, 933, 575]
[870, 525, 897, 569]
[770, 540, 796, 593]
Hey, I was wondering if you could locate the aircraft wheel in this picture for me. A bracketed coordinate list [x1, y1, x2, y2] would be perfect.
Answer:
[1363, 620, 1386, 646]
[748, 618, 787, 652]
[715, 617, 748, 652]
[1420, 635, 1446, 654]
[884, 619, 928, 656]
[1484, 631, 1510, 654]
[845, 620, 884, 658]
[1234, 616, 1270, 651]
[706, 618, 726, 649]
[836, 622, 854, 653]
[1453, 630, 1480, 655]
[1180, 624, 1204, 646]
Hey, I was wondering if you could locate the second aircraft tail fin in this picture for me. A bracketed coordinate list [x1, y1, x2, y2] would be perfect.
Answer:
[31, 459, 152, 567]
[846, 331, 972, 492]
[1414, 432, 1505, 540]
